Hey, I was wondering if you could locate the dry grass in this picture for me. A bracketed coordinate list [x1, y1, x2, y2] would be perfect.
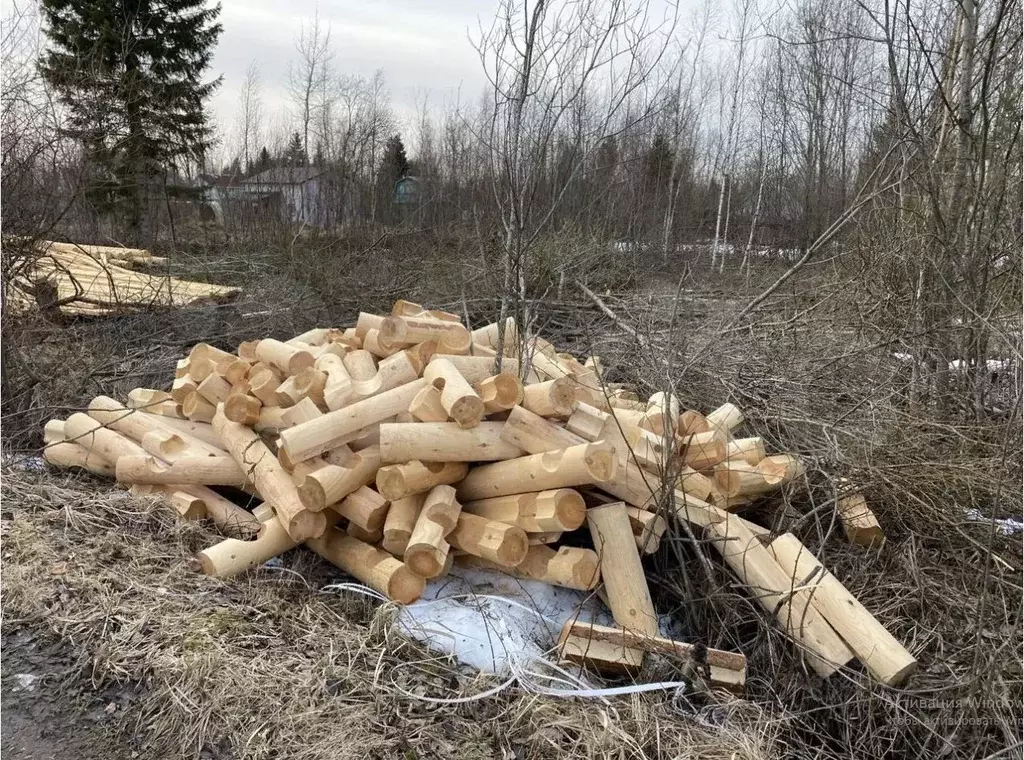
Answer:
[1, 468, 779, 760]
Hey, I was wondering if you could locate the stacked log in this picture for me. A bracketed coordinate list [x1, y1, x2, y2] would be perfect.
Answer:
[8, 241, 240, 317]
[41, 298, 915, 689]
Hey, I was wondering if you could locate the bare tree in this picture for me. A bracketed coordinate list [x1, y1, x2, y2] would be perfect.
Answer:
[362, 69, 393, 226]
[413, 91, 438, 177]
[2, 0, 78, 239]
[852, 0, 1022, 418]
[474, 0, 677, 359]
[287, 11, 332, 160]
[711, 0, 756, 272]
[740, 81, 769, 274]
[660, 2, 713, 260]
[236, 61, 263, 174]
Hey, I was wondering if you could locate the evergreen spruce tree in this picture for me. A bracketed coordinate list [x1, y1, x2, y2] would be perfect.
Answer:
[250, 146, 273, 176]
[645, 134, 674, 189]
[379, 134, 410, 185]
[40, 0, 222, 240]
[377, 134, 409, 219]
[284, 132, 307, 167]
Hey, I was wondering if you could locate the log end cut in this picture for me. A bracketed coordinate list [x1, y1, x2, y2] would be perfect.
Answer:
[495, 525, 529, 566]
[553, 546, 601, 590]
[224, 394, 262, 426]
[388, 566, 427, 605]
[540, 488, 587, 531]
[375, 466, 407, 502]
[405, 544, 448, 579]
[449, 395, 485, 429]
[584, 442, 618, 482]
[190, 552, 219, 576]
[296, 476, 328, 512]
[286, 509, 328, 542]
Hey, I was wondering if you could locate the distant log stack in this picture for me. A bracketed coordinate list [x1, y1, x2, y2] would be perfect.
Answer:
[8, 241, 241, 317]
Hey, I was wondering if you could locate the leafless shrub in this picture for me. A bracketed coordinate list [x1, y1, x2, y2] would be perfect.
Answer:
[559, 273, 1021, 760]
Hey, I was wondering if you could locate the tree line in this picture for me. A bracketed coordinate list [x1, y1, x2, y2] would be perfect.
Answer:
[214, 0, 1020, 271]
[7, 0, 1020, 258]
[2, 0, 1020, 417]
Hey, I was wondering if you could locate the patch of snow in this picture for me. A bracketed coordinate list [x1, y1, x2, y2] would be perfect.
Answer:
[3, 454, 46, 471]
[610, 240, 650, 253]
[964, 509, 1024, 536]
[12, 673, 41, 692]
[891, 354, 1010, 373]
[948, 358, 1009, 372]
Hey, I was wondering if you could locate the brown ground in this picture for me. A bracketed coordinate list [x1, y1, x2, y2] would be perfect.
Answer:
[1, 625, 138, 759]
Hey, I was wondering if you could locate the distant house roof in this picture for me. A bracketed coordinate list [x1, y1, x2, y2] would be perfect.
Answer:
[241, 167, 325, 186]
[199, 172, 243, 188]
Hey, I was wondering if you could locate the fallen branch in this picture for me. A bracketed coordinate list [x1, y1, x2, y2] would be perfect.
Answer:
[574, 280, 653, 354]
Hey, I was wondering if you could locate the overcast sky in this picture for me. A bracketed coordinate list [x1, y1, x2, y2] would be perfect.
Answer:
[208, 0, 493, 150]
[4, 0, 692, 157]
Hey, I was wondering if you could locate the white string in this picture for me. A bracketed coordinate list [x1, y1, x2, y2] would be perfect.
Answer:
[510, 650, 692, 700]
[320, 582, 696, 704]
[260, 564, 314, 588]
[410, 590, 564, 625]
[320, 582, 390, 603]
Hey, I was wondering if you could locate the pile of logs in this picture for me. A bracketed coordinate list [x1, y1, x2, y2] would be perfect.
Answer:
[42, 299, 916, 691]
[6, 241, 240, 316]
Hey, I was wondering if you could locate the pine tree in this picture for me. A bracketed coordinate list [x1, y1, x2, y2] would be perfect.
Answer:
[40, 0, 222, 240]
[250, 146, 272, 176]
[379, 134, 409, 185]
[284, 132, 308, 167]
[645, 134, 674, 189]
[376, 133, 409, 219]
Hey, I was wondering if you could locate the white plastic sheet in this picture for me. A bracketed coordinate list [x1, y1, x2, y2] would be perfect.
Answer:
[396, 566, 614, 673]
[396, 566, 688, 675]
